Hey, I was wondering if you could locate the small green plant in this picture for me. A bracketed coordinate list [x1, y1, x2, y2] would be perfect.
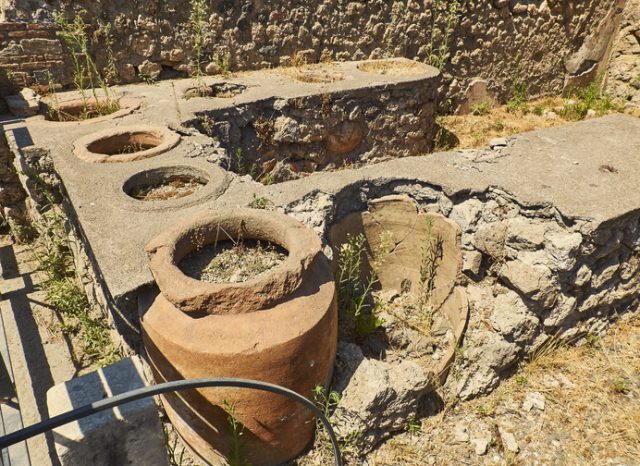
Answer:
[249, 194, 273, 210]
[426, 0, 461, 70]
[434, 116, 459, 151]
[139, 73, 158, 85]
[405, 414, 422, 434]
[417, 218, 443, 332]
[189, 0, 209, 93]
[163, 424, 187, 466]
[585, 333, 601, 348]
[532, 104, 544, 116]
[96, 22, 119, 84]
[515, 375, 528, 386]
[561, 82, 623, 121]
[55, 13, 119, 120]
[506, 81, 529, 114]
[29, 174, 120, 367]
[313, 385, 341, 419]
[613, 376, 629, 394]
[212, 51, 231, 75]
[234, 148, 245, 175]
[261, 172, 274, 186]
[470, 101, 491, 116]
[45, 71, 62, 119]
[336, 233, 385, 336]
[475, 401, 497, 417]
[221, 401, 249, 466]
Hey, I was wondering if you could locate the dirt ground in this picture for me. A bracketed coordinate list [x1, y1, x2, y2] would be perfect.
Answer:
[437, 97, 640, 151]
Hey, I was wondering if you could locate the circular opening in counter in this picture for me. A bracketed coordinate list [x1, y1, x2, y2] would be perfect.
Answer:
[184, 82, 247, 99]
[74, 126, 181, 163]
[124, 166, 209, 202]
[281, 64, 345, 83]
[357, 59, 425, 76]
[43, 97, 140, 122]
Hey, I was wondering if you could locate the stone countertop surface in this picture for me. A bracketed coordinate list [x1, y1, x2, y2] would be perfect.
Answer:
[2, 69, 639, 304]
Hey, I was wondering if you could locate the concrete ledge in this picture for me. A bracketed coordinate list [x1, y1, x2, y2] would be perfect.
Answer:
[46, 356, 168, 466]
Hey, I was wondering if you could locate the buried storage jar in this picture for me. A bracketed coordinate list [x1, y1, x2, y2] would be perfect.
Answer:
[142, 208, 338, 466]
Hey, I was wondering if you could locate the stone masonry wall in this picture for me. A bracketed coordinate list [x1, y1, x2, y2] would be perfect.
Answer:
[0, 21, 63, 94]
[286, 179, 640, 400]
[190, 70, 439, 183]
[0, 133, 27, 232]
[606, 0, 640, 108]
[0, 0, 627, 108]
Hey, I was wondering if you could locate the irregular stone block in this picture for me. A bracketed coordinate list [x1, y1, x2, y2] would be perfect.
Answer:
[5, 88, 39, 117]
[499, 258, 557, 308]
[545, 231, 582, 272]
[490, 290, 538, 344]
[46, 356, 168, 466]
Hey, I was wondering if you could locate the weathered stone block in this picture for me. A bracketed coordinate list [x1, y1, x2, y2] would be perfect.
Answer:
[46, 356, 169, 466]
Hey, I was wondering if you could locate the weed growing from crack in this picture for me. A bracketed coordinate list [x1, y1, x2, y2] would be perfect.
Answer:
[163, 424, 187, 466]
[96, 21, 119, 84]
[189, 0, 209, 94]
[506, 52, 529, 114]
[613, 376, 630, 395]
[54, 13, 120, 121]
[29, 175, 120, 367]
[337, 233, 386, 337]
[506, 81, 529, 114]
[139, 73, 158, 85]
[426, 0, 461, 70]
[314, 384, 341, 420]
[417, 218, 443, 333]
[405, 414, 422, 434]
[221, 400, 250, 466]
[470, 101, 491, 116]
[249, 194, 273, 210]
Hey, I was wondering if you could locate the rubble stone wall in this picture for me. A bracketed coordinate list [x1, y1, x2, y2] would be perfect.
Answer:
[286, 180, 640, 400]
[0, 134, 28, 232]
[0, 0, 627, 107]
[606, 0, 640, 107]
[190, 72, 439, 183]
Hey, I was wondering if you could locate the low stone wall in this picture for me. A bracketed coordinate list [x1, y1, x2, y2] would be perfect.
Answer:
[189, 62, 440, 183]
[0, 0, 627, 108]
[0, 134, 28, 233]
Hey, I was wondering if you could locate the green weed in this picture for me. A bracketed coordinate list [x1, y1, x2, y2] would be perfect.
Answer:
[249, 194, 273, 210]
[336, 233, 385, 337]
[30, 176, 120, 367]
[55, 13, 119, 120]
[561, 82, 623, 121]
[426, 0, 461, 70]
[405, 415, 422, 434]
[189, 0, 209, 92]
[506, 81, 529, 114]
[221, 401, 249, 466]
[470, 101, 491, 116]
[417, 218, 443, 332]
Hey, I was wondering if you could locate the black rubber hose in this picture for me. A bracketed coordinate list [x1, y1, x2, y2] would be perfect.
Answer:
[0, 377, 343, 466]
